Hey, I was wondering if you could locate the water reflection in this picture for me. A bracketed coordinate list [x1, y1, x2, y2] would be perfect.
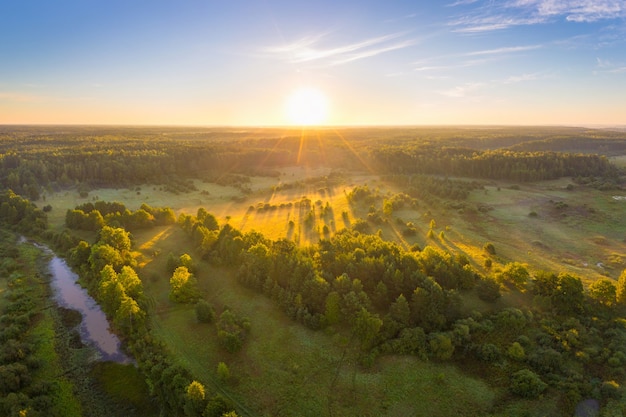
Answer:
[36, 242, 132, 363]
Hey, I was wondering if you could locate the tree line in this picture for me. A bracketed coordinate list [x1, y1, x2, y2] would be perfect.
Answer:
[2, 127, 622, 200]
[369, 146, 620, 182]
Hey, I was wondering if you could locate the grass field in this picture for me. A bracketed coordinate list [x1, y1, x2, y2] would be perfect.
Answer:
[41, 167, 626, 416]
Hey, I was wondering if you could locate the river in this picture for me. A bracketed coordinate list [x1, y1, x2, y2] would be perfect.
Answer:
[35, 241, 132, 363]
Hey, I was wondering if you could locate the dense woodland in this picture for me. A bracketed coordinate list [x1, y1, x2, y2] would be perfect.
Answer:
[1, 126, 624, 199]
[2, 126, 626, 416]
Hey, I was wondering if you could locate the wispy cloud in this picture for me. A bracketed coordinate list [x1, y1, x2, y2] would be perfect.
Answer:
[464, 44, 542, 56]
[264, 32, 416, 66]
[439, 82, 484, 98]
[413, 44, 541, 72]
[501, 72, 548, 84]
[439, 71, 549, 99]
[332, 39, 416, 65]
[447, 0, 480, 6]
[450, 0, 626, 33]
[595, 57, 626, 73]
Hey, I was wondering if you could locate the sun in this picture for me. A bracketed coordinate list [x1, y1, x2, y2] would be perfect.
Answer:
[285, 87, 329, 126]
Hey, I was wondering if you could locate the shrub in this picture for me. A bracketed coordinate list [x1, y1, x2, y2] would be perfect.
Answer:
[508, 342, 526, 361]
[510, 369, 547, 398]
[195, 300, 215, 323]
[216, 362, 230, 382]
[476, 276, 501, 302]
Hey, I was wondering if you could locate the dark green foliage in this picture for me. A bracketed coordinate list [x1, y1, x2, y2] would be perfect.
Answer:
[66, 201, 176, 231]
[0, 190, 48, 233]
[195, 300, 215, 323]
[476, 343, 502, 363]
[203, 394, 234, 417]
[510, 369, 547, 398]
[476, 276, 501, 302]
[216, 309, 250, 354]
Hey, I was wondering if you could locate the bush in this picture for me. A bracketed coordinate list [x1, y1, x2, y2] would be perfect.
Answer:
[477, 343, 502, 363]
[195, 300, 215, 323]
[476, 276, 501, 302]
[216, 362, 230, 382]
[507, 342, 526, 361]
[484, 242, 496, 255]
[510, 369, 547, 398]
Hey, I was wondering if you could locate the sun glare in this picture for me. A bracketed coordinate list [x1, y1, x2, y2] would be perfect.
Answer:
[285, 87, 329, 126]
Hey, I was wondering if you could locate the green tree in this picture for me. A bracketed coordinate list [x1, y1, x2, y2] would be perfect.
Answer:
[553, 273, 584, 314]
[195, 299, 215, 323]
[588, 278, 617, 306]
[323, 291, 341, 326]
[429, 333, 454, 360]
[476, 276, 501, 302]
[118, 265, 143, 300]
[99, 225, 132, 252]
[99, 265, 124, 315]
[510, 369, 547, 398]
[498, 262, 530, 288]
[389, 294, 411, 327]
[216, 362, 230, 382]
[115, 293, 145, 333]
[185, 380, 206, 417]
[507, 342, 526, 361]
[484, 242, 496, 255]
[170, 266, 200, 303]
[179, 253, 195, 273]
[89, 243, 124, 275]
[203, 395, 233, 417]
[353, 308, 382, 349]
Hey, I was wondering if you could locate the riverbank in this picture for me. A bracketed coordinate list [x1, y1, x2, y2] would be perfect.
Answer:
[0, 230, 82, 416]
[0, 230, 155, 417]
[31, 236, 158, 417]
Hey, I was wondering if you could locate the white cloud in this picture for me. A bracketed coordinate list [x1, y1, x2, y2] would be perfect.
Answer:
[439, 82, 484, 98]
[451, 0, 626, 32]
[464, 45, 542, 56]
[594, 57, 626, 73]
[332, 39, 416, 65]
[447, 0, 481, 6]
[264, 32, 415, 66]
[501, 72, 546, 83]
[413, 45, 540, 73]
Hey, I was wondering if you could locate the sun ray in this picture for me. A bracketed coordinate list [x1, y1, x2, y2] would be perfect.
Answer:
[331, 128, 375, 174]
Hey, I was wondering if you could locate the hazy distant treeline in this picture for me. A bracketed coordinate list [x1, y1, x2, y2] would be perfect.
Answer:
[0, 126, 624, 199]
[369, 146, 619, 182]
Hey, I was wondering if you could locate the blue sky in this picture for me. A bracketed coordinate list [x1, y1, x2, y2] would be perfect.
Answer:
[1, 0, 625, 125]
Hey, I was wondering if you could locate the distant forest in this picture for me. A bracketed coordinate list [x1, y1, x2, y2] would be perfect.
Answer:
[1, 126, 625, 200]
